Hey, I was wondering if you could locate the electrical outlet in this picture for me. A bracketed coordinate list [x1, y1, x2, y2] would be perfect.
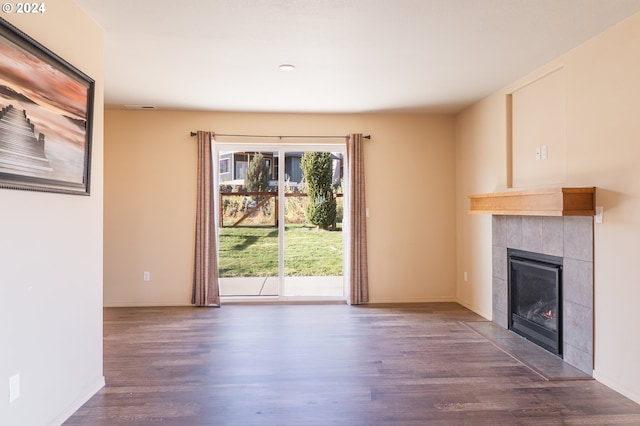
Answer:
[9, 373, 20, 403]
[143, 271, 150, 281]
[541, 145, 548, 160]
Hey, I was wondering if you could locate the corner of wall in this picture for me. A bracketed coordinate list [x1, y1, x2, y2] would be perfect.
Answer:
[0, 1, 105, 425]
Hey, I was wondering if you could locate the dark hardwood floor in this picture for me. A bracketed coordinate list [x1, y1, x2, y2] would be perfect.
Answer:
[65, 303, 640, 425]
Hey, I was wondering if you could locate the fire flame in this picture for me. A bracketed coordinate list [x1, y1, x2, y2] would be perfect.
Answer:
[542, 309, 554, 319]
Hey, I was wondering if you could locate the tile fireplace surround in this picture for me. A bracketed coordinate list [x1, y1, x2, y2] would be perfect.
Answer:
[492, 215, 594, 375]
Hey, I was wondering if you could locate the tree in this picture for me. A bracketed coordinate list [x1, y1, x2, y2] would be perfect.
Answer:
[245, 153, 270, 193]
[300, 152, 336, 229]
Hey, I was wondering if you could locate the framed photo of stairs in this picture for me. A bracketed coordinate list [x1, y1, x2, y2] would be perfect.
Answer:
[0, 18, 94, 195]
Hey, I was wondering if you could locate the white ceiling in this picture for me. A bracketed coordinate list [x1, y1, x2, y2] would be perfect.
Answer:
[74, 0, 640, 114]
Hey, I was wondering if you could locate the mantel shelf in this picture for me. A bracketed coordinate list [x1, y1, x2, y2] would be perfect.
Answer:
[468, 187, 595, 216]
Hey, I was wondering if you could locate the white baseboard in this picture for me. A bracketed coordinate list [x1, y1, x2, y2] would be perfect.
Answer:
[455, 298, 491, 320]
[103, 301, 191, 307]
[367, 297, 457, 304]
[50, 376, 105, 426]
[104, 299, 490, 315]
[593, 370, 640, 405]
[105, 299, 462, 307]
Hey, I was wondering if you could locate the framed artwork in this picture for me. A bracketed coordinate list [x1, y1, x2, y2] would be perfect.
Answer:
[0, 17, 95, 195]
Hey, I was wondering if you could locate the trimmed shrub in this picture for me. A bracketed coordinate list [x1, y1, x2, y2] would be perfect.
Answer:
[301, 152, 336, 229]
[246, 153, 270, 193]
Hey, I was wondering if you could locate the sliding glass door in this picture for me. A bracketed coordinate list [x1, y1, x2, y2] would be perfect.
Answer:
[215, 144, 346, 301]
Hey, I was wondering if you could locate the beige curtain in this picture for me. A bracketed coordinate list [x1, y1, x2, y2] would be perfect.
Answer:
[347, 133, 369, 305]
[192, 131, 221, 306]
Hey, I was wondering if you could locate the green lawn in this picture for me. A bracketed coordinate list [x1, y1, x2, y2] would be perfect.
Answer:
[218, 225, 343, 277]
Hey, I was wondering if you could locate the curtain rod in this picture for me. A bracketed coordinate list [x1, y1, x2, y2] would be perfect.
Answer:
[190, 132, 370, 140]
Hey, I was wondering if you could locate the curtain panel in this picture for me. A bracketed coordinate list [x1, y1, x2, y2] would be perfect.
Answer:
[347, 133, 369, 305]
[192, 131, 221, 306]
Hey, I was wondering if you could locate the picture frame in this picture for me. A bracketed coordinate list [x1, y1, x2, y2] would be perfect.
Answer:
[0, 17, 94, 195]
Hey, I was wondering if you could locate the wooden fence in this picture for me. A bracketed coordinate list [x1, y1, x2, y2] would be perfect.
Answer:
[219, 191, 343, 228]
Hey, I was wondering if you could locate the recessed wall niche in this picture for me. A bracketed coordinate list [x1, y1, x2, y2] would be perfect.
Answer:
[508, 67, 567, 188]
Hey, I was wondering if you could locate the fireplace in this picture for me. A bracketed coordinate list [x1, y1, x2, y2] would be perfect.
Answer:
[508, 249, 563, 356]
[492, 216, 593, 374]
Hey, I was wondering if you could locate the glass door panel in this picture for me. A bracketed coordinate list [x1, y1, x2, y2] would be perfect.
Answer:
[283, 151, 344, 297]
[218, 150, 279, 297]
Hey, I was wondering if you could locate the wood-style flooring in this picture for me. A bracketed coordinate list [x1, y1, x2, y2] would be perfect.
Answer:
[65, 303, 640, 425]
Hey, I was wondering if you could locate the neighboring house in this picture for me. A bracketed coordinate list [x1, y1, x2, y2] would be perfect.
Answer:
[219, 151, 343, 187]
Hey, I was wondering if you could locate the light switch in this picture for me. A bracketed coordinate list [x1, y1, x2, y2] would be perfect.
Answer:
[535, 146, 541, 160]
[541, 145, 548, 160]
[595, 206, 603, 224]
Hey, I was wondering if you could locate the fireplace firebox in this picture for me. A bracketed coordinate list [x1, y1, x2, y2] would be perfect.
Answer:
[508, 249, 563, 356]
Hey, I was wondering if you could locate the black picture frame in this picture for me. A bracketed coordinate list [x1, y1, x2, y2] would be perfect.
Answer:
[0, 17, 94, 195]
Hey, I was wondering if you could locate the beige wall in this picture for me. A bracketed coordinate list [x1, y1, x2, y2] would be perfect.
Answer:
[455, 11, 640, 403]
[511, 67, 567, 187]
[104, 111, 456, 305]
[0, 3, 105, 425]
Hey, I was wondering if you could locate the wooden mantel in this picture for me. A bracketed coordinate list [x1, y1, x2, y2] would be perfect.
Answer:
[468, 187, 595, 216]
